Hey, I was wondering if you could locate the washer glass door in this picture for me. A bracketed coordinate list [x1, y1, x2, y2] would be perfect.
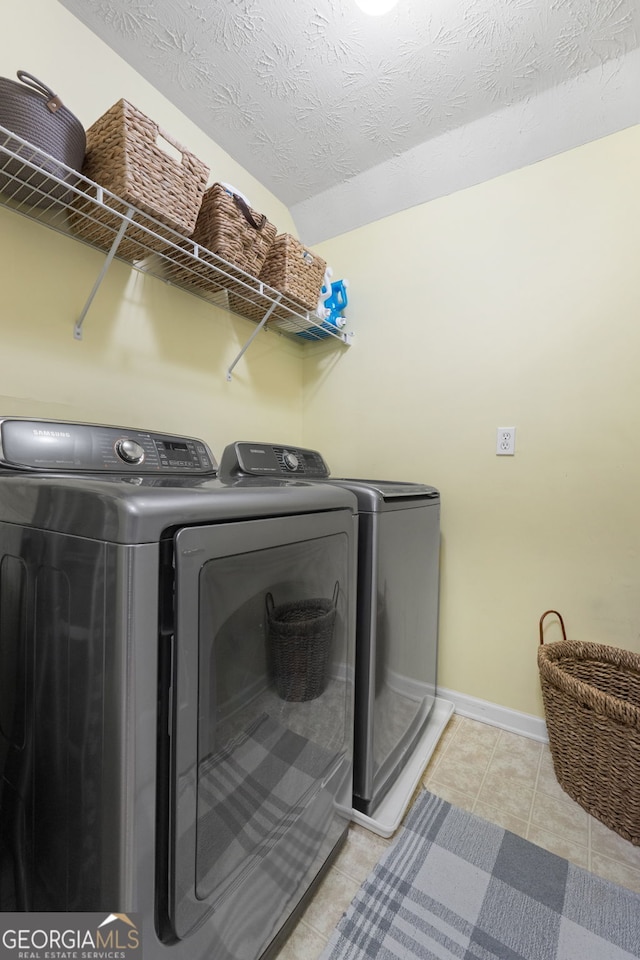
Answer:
[164, 509, 355, 952]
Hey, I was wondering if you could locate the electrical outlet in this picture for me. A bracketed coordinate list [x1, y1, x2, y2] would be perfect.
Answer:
[496, 427, 516, 456]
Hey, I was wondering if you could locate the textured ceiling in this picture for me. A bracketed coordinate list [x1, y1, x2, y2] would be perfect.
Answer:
[59, 0, 640, 242]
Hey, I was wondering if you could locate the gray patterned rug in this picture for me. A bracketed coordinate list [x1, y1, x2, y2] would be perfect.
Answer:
[320, 790, 640, 960]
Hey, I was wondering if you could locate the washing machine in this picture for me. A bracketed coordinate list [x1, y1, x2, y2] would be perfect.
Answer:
[219, 443, 452, 835]
[0, 419, 357, 960]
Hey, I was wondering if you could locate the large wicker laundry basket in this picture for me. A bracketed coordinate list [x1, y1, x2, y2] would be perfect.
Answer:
[265, 583, 338, 702]
[538, 610, 640, 845]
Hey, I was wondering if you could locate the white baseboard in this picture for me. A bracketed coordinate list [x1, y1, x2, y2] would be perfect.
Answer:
[438, 686, 548, 743]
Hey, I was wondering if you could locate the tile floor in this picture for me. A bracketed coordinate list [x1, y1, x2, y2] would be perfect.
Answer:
[274, 714, 640, 959]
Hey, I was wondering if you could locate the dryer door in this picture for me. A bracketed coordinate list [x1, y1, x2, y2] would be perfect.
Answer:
[163, 509, 355, 952]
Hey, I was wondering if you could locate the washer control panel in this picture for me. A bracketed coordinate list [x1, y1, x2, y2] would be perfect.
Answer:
[220, 441, 330, 480]
[0, 419, 217, 474]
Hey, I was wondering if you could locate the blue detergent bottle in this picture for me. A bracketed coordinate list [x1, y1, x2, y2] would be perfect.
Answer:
[299, 279, 349, 340]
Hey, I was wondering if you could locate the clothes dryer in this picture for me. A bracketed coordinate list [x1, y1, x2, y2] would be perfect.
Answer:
[0, 419, 357, 960]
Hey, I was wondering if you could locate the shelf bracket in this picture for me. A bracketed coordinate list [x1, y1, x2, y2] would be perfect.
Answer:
[227, 294, 283, 381]
[73, 206, 135, 340]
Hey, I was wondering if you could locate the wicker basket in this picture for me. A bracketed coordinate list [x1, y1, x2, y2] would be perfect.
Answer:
[0, 70, 85, 204]
[166, 182, 277, 296]
[227, 285, 318, 329]
[265, 583, 338, 702]
[193, 183, 276, 273]
[538, 610, 640, 845]
[69, 99, 209, 261]
[260, 234, 326, 311]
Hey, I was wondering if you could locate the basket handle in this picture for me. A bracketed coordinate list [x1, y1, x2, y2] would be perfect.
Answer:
[233, 193, 267, 231]
[152, 124, 195, 166]
[17, 70, 63, 114]
[265, 592, 275, 619]
[539, 609, 567, 646]
[332, 581, 339, 607]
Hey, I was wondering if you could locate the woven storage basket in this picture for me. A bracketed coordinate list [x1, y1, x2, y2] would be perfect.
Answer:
[227, 285, 318, 329]
[0, 70, 85, 204]
[260, 234, 326, 311]
[69, 99, 209, 261]
[168, 183, 276, 296]
[265, 583, 338, 702]
[193, 183, 276, 274]
[538, 610, 640, 845]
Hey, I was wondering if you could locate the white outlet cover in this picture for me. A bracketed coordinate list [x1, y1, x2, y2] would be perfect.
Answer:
[496, 427, 516, 455]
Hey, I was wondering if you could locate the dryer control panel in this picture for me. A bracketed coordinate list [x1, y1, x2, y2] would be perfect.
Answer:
[219, 441, 330, 480]
[0, 418, 217, 474]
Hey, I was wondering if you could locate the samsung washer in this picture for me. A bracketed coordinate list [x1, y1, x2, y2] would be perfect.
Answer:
[219, 442, 453, 834]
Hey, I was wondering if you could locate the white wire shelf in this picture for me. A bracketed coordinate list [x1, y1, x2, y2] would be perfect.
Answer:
[0, 125, 352, 376]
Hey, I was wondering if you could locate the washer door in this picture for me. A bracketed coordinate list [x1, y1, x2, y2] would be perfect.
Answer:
[163, 510, 355, 952]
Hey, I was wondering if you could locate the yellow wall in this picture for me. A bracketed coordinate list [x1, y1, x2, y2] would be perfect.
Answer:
[4, 0, 640, 722]
[305, 125, 640, 718]
[0, 0, 304, 452]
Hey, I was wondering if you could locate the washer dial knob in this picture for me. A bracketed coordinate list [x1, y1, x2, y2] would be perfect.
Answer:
[115, 438, 145, 465]
[282, 450, 299, 472]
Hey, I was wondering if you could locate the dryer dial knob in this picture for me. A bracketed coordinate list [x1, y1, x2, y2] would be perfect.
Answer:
[283, 451, 299, 471]
[116, 438, 145, 465]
